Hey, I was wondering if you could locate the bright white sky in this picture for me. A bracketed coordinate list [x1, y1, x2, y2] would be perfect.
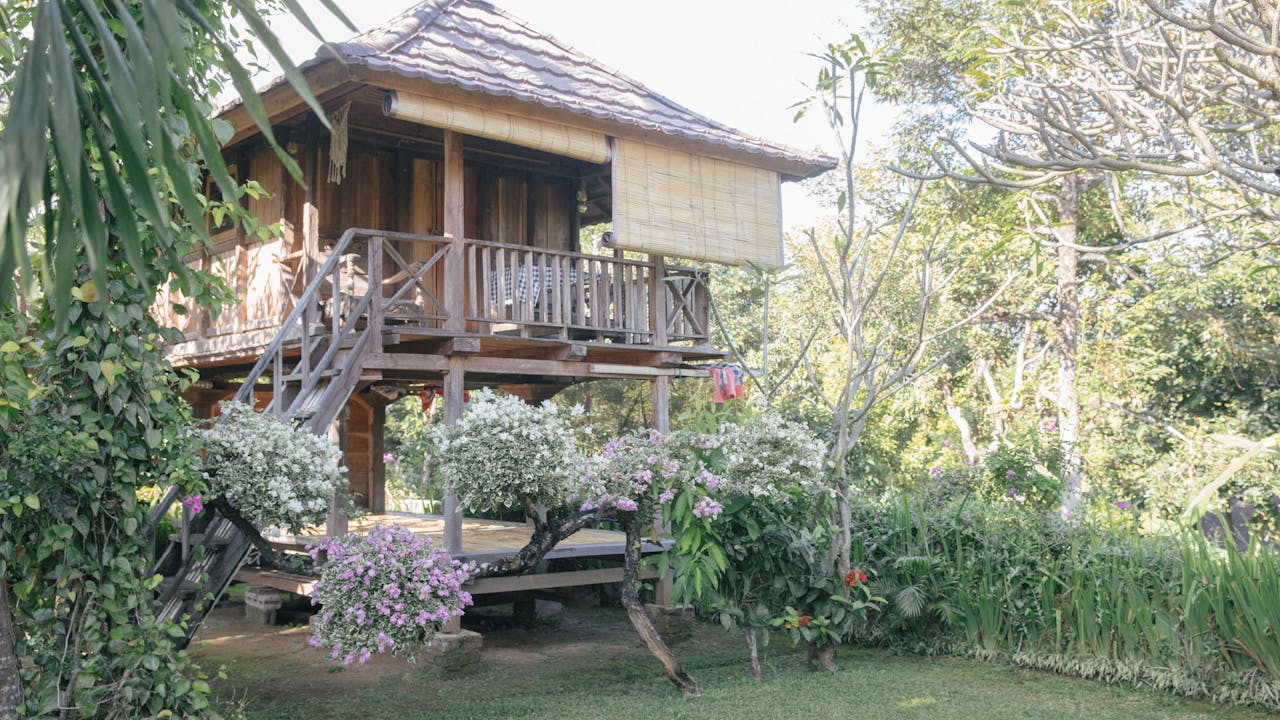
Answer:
[263, 0, 894, 229]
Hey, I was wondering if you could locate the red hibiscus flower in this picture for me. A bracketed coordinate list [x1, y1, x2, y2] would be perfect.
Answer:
[798, 614, 811, 627]
[845, 568, 868, 587]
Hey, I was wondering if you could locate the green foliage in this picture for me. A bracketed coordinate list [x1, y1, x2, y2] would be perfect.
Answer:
[0, 274, 216, 718]
[0, 0, 352, 324]
[847, 496, 1280, 710]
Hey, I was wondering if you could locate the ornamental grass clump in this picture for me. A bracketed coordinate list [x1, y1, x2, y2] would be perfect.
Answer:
[200, 401, 346, 532]
[426, 388, 586, 512]
[308, 524, 474, 664]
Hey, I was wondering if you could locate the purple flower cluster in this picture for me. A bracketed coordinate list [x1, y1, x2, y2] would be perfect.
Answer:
[692, 496, 724, 519]
[308, 524, 474, 665]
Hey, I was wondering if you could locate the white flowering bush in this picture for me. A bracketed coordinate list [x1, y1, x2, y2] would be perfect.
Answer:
[308, 524, 473, 664]
[426, 389, 586, 513]
[714, 414, 827, 501]
[200, 402, 346, 532]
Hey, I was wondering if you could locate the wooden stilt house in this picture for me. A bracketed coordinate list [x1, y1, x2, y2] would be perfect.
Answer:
[151, 0, 834, 640]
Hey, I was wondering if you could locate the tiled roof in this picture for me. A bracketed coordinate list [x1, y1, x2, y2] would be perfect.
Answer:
[322, 0, 835, 176]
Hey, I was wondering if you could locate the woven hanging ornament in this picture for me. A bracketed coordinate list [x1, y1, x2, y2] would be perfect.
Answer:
[327, 101, 351, 185]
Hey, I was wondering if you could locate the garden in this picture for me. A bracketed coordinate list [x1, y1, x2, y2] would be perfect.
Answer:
[2, 1, 1280, 719]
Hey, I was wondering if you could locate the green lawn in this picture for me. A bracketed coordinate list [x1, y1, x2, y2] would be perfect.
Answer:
[197, 604, 1272, 720]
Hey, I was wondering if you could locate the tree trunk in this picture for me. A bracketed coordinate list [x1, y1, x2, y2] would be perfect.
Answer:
[620, 517, 699, 696]
[746, 628, 762, 679]
[807, 642, 839, 671]
[1054, 178, 1084, 513]
[0, 579, 23, 719]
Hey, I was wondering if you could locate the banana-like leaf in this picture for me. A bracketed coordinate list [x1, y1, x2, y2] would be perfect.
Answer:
[0, 0, 354, 324]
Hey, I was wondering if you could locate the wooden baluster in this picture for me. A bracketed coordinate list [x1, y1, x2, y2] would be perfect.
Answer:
[522, 250, 534, 333]
[495, 247, 507, 323]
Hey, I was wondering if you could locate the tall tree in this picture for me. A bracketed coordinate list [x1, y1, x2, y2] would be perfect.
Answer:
[866, 0, 1280, 509]
[788, 36, 1015, 569]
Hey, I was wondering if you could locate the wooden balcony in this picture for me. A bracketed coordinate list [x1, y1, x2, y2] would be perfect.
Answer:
[162, 227, 714, 371]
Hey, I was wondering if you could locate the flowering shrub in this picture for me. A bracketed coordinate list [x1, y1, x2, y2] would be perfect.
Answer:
[426, 389, 586, 513]
[200, 402, 346, 532]
[578, 431, 690, 518]
[308, 524, 474, 664]
[715, 414, 826, 501]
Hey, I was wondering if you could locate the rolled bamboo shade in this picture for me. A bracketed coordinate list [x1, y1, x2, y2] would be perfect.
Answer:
[384, 91, 611, 165]
[611, 138, 783, 268]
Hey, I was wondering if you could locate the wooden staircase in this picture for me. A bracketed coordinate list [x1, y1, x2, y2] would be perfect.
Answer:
[146, 229, 385, 646]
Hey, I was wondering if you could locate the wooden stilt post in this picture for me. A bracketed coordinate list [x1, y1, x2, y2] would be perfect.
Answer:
[651, 374, 673, 606]
[443, 358, 466, 554]
[326, 407, 349, 538]
[442, 357, 466, 632]
[370, 401, 387, 514]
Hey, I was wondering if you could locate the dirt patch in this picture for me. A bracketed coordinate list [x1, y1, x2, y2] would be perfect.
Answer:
[189, 599, 651, 703]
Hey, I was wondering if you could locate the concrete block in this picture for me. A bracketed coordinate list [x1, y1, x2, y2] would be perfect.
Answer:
[423, 629, 483, 675]
[644, 603, 694, 645]
[244, 586, 282, 625]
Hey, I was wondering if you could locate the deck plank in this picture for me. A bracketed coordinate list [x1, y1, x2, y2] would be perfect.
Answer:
[270, 511, 665, 561]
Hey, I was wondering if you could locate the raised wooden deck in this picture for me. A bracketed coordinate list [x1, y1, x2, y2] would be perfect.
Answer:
[236, 511, 665, 597]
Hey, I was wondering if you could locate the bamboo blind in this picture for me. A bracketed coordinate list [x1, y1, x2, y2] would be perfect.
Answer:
[611, 139, 783, 268]
[384, 91, 611, 165]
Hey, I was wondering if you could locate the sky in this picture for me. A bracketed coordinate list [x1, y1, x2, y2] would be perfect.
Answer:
[260, 0, 896, 230]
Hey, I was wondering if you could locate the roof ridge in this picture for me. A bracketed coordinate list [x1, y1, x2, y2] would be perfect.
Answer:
[337, 0, 460, 58]
[477, 1, 749, 138]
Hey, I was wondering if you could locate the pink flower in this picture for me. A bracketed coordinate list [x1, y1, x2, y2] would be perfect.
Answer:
[614, 497, 638, 512]
[658, 490, 675, 504]
[692, 497, 723, 519]
[181, 495, 203, 515]
[382, 452, 398, 464]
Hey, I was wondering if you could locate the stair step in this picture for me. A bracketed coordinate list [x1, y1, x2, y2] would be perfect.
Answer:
[169, 533, 232, 548]
[158, 577, 201, 600]
[280, 368, 342, 384]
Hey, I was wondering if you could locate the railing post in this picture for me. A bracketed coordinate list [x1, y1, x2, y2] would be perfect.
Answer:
[649, 254, 668, 347]
[368, 236, 385, 350]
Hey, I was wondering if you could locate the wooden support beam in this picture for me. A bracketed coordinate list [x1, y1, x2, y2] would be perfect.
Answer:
[443, 130, 466, 334]
[651, 374, 673, 606]
[370, 402, 387, 514]
[649, 254, 668, 347]
[441, 337, 481, 355]
[442, 357, 465, 555]
[555, 343, 588, 362]
[465, 566, 658, 595]
[325, 409, 349, 537]
[364, 353, 711, 380]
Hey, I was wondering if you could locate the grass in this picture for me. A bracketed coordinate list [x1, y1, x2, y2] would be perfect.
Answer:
[197, 604, 1274, 720]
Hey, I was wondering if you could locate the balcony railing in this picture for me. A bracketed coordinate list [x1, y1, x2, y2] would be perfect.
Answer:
[160, 228, 711, 353]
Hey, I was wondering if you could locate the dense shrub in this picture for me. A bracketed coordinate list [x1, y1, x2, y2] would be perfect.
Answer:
[426, 389, 586, 513]
[847, 497, 1280, 710]
[201, 401, 346, 532]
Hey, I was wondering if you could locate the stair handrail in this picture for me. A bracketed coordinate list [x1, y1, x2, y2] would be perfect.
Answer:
[145, 227, 364, 552]
[230, 226, 360, 407]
